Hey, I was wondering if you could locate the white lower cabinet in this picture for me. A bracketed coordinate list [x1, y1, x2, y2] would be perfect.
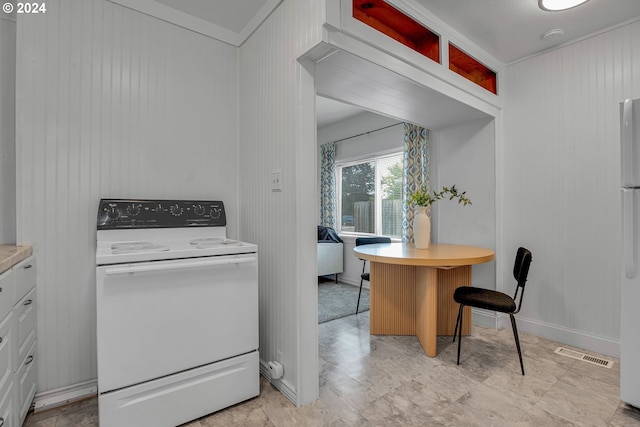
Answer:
[0, 311, 14, 427]
[15, 341, 35, 424]
[0, 257, 36, 427]
[0, 383, 14, 427]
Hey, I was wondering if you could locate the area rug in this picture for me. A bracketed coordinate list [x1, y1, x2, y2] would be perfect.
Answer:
[318, 281, 369, 323]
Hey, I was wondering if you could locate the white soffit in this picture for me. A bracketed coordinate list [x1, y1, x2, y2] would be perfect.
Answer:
[107, 0, 283, 46]
[316, 50, 489, 130]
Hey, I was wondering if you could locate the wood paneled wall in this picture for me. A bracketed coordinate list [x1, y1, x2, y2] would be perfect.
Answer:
[239, 0, 324, 406]
[0, 15, 16, 244]
[503, 19, 640, 356]
[16, 0, 239, 396]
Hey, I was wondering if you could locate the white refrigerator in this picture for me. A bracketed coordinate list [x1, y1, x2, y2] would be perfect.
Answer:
[621, 97, 640, 409]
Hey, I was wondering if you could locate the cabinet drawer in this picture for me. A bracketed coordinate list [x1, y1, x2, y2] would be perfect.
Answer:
[16, 340, 36, 426]
[12, 257, 35, 306]
[13, 289, 35, 371]
[0, 378, 14, 427]
[0, 271, 13, 322]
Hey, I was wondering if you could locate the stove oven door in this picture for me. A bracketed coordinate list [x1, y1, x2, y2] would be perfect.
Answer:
[96, 253, 258, 394]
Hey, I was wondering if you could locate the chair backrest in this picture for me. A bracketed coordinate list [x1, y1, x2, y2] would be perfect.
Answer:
[355, 237, 391, 247]
[512, 247, 533, 313]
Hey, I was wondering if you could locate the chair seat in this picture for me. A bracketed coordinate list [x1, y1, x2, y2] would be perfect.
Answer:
[453, 287, 516, 313]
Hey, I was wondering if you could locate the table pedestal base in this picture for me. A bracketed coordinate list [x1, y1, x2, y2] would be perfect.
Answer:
[369, 263, 472, 357]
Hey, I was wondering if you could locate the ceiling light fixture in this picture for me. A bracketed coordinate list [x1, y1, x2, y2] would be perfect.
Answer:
[539, 0, 590, 11]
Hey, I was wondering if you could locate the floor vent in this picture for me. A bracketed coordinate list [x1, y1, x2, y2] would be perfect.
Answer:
[554, 347, 614, 368]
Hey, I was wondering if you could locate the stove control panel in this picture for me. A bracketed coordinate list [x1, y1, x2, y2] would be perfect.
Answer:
[97, 199, 227, 229]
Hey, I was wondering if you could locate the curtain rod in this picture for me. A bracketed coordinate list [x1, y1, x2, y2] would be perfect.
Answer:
[331, 122, 403, 144]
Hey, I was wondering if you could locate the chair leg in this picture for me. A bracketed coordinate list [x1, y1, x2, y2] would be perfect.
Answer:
[456, 304, 464, 365]
[510, 314, 525, 375]
[356, 278, 364, 314]
[335, 273, 338, 283]
[453, 304, 461, 343]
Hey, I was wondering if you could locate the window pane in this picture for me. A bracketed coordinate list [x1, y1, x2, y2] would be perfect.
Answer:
[341, 161, 375, 233]
[380, 154, 403, 238]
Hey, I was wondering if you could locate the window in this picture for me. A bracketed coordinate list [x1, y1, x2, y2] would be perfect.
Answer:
[336, 152, 403, 238]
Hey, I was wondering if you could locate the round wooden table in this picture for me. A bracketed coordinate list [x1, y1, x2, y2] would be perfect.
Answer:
[354, 243, 495, 357]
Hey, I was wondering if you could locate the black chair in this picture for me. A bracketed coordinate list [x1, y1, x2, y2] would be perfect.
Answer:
[355, 237, 391, 314]
[453, 247, 533, 375]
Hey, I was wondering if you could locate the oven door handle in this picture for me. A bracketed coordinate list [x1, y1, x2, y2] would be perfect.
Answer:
[104, 257, 256, 276]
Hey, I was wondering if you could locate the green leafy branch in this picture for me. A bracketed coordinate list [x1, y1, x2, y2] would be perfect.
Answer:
[408, 185, 472, 207]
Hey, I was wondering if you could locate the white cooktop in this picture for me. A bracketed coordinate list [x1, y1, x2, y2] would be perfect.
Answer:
[96, 227, 257, 265]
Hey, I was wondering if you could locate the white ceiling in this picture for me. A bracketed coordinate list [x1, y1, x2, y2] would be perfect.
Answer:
[414, 0, 640, 64]
[316, 97, 365, 128]
[145, 0, 640, 64]
[153, 0, 269, 34]
[140, 0, 640, 126]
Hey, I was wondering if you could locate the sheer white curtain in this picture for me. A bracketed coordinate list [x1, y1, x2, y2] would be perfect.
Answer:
[402, 124, 430, 243]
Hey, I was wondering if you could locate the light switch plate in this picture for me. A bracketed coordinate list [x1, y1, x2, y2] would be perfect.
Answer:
[271, 170, 282, 192]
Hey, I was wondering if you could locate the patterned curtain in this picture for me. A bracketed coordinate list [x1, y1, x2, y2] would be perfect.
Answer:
[320, 142, 337, 228]
[402, 124, 430, 243]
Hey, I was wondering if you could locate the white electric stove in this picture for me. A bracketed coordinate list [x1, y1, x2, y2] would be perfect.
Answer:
[96, 199, 259, 427]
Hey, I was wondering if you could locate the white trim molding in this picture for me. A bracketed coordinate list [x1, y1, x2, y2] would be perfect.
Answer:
[472, 310, 620, 358]
[33, 380, 98, 413]
[107, 0, 283, 46]
[260, 361, 298, 405]
[497, 314, 620, 358]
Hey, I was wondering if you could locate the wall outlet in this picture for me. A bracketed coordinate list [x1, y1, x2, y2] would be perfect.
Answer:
[271, 170, 282, 192]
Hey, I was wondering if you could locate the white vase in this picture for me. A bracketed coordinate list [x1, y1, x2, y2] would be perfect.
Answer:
[413, 206, 431, 249]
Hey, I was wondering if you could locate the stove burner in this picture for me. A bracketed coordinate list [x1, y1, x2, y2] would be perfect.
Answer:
[189, 237, 224, 245]
[111, 241, 170, 254]
[190, 237, 243, 249]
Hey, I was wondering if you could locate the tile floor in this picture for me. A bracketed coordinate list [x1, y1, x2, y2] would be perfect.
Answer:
[24, 311, 640, 426]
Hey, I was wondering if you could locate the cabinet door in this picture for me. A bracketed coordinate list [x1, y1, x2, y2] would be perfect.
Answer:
[16, 340, 36, 426]
[0, 313, 12, 427]
[0, 380, 14, 427]
[13, 289, 35, 372]
[12, 258, 35, 307]
[0, 271, 13, 323]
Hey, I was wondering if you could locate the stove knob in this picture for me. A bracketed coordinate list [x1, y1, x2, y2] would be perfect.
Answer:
[170, 204, 183, 216]
[106, 206, 120, 220]
[194, 205, 205, 216]
[127, 204, 141, 216]
[210, 208, 221, 219]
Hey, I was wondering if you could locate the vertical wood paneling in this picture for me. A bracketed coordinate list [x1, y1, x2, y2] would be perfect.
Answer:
[504, 20, 640, 352]
[239, 0, 324, 405]
[16, 0, 239, 394]
[0, 16, 16, 244]
[436, 266, 471, 335]
[370, 262, 416, 334]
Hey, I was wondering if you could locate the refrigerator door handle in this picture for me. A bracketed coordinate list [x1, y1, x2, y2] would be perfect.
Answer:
[622, 188, 638, 279]
[621, 99, 635, 187]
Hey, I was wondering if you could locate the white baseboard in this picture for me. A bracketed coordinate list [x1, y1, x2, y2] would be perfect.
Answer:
[503, 315, 620, 358]
[471, 308, 498, 329]
[471, 311, 619, 358]
[259, 360, 298, 406]
[34, 379, 98, 413]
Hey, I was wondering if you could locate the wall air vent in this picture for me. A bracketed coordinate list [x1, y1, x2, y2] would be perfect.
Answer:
[554, 347, 614, 368]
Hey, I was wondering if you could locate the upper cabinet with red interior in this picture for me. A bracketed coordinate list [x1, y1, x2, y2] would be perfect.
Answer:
[338, 0, 501, 98]
[352, 0, 440, 64]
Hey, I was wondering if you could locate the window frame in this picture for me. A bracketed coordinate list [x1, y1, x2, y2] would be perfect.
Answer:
[335, 150, 404, 238]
